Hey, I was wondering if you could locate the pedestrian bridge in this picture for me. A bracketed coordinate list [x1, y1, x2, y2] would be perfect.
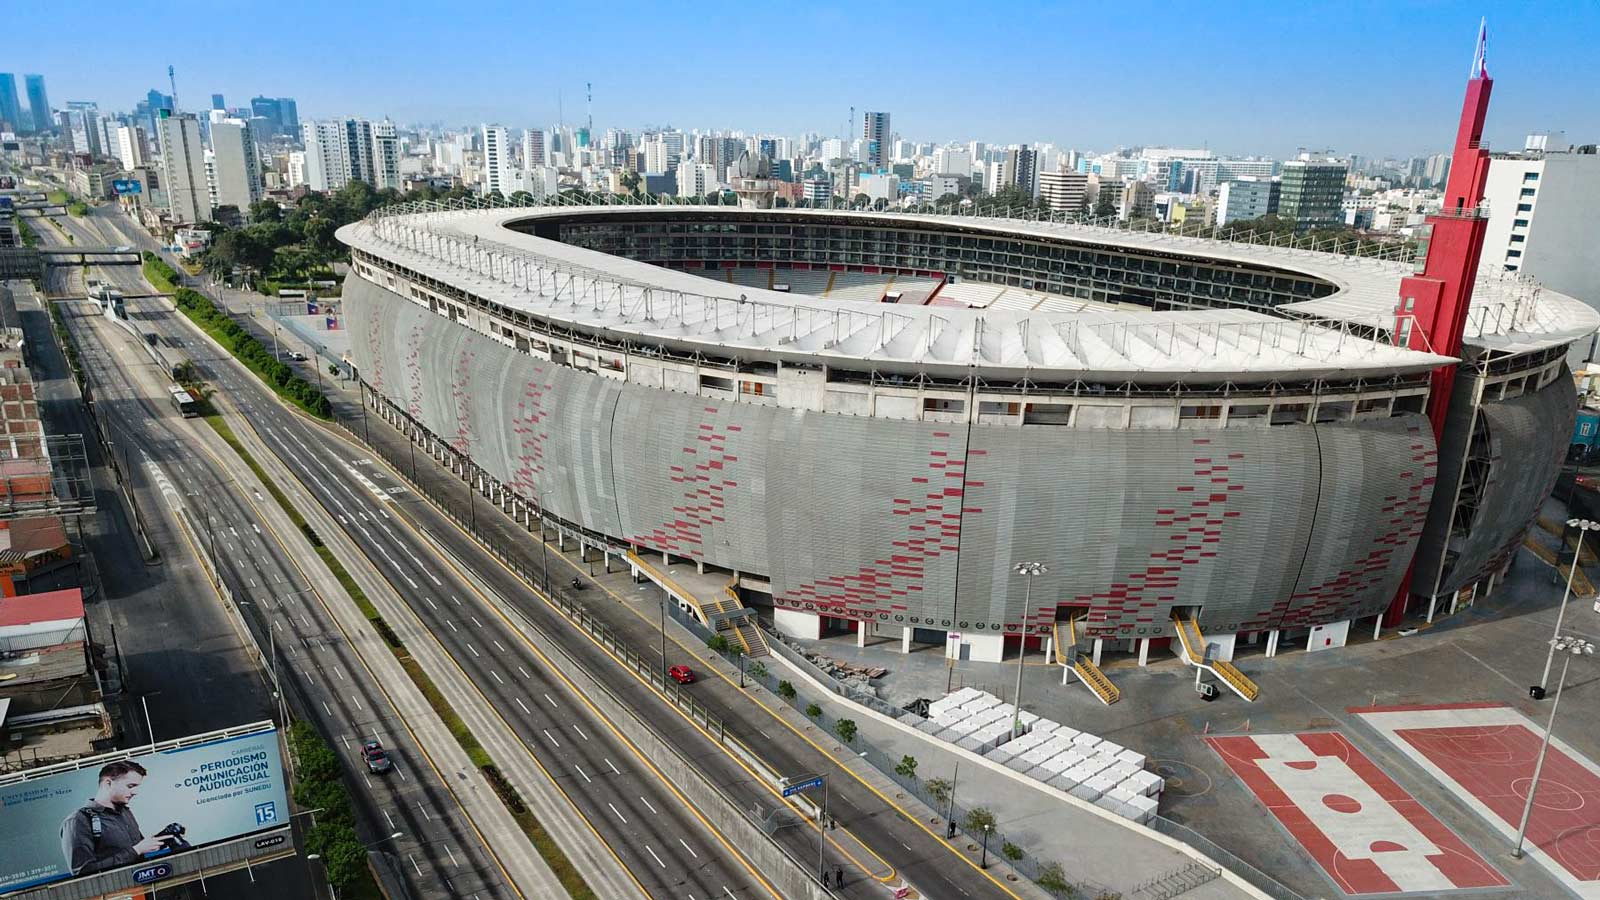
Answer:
[39, 247, 143, 266]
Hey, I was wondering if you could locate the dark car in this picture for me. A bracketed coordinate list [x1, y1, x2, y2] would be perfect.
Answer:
[669, 665, 695, 684]
[361, 739, 393, 773]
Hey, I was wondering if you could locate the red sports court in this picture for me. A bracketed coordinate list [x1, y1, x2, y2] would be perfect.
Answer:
[1354, 702, 1600, 896]
[1208, 731, 1505, 895]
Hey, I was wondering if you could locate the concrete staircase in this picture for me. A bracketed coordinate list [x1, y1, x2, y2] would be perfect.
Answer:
[705, 585, 769, 658]
[1054, 617, 1120, 705]
[1171, 612, 1259, 702]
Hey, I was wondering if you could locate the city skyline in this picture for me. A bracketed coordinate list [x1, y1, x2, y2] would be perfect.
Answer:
[8, 0, 1598, 159]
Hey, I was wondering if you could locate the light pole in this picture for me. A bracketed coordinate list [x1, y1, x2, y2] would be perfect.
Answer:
[1535, 519, 1597, 700]
[980, 822, 993, 869]
[1010, 561, 1049, 737]
[1512, 635, 1595, 859]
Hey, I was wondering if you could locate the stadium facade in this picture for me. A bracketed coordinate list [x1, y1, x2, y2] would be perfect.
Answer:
[337, 65, 1596, 669]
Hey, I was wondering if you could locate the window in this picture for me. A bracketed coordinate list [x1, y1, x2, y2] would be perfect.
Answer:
[1513, 218, 1530, 228]
[1520, 188, 1537, 198]
[1517, 203, 1533, 212]
[1510, 234, 1525, 243]
[1506, 249, 1523, 258]
[1523, 171, 1540, 182]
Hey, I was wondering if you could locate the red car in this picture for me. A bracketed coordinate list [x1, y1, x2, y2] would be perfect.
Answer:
[669, 665, 695, 684]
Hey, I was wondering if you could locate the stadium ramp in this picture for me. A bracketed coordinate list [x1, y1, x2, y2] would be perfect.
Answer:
[1053, 616, 1119, 705]
[1171, 611, 1258, 701]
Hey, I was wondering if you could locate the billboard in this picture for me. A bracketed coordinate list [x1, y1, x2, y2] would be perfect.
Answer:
[0, 728, 289, 894]
[111, 179, 142, 196]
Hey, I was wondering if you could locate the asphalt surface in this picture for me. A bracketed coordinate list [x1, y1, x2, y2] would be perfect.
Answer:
[42, 216, 514, 899]
[137, 225, 1026, 898]
[72, 202, 772, 900]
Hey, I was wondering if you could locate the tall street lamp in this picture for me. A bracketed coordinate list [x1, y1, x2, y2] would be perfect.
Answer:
[1010, 561, 1049, 737]
[1534, 518, 1598, 700]
[1512, 635, 1595, 859]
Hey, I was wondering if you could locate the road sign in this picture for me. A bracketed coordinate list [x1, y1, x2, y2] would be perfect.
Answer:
[782, 775, 824, 796]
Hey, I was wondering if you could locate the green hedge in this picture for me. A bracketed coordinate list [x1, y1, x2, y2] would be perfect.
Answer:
[286, 721, 382, 899]
[142, 250, 179, 294]
[173, 287, 332, 418]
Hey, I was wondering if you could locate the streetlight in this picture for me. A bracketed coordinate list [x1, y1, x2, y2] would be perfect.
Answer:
[309, 831, 404, 858]
[980, 822, 993, 869]
[1534, 519, 1598, 700]
[1512, 635, 1594, 859]
[1010, 561, 1049, 737]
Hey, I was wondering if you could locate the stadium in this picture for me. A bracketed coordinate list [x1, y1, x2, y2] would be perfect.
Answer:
[337, 198, 1596, 687]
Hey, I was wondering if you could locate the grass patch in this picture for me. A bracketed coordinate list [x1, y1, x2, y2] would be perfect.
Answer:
[67, 200, 88, 217]
[201, 413, 595, 899]
[17, 217, 39, 247]
[48, 302, 84, 385]
[46, 189, 69, 206]
[142, 250, 179, 294]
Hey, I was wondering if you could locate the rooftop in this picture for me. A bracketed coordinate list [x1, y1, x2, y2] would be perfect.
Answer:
[341, 203, 1598, 382]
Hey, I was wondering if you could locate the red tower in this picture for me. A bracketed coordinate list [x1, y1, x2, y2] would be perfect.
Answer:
[1385, 21, 1494, 626]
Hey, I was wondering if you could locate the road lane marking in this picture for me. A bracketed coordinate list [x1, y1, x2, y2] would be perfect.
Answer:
[409, 855, 422, 877]
[490, 671, 504, 685]
[606, 758, 621, 776]
[575, 765, 592, 784]
[444, 844, 458, 868]
[466, 644, 480, 658]
[679, 839, 698, 859]
[350, 695, 363, 711]
[447, 621, 458, 633]
[492, 640, 507, 653]
[645, 845, 665, 868]
[640, 796, 657, 815]
[607, 802, 627, 824]
[425, 597, 438, 610]
[517, 666, 531, 679]
[542, 729, 559, 747]
[470, 615, 483, 628]
[515, 698, 531, 715]
[543, 693, 557, 708]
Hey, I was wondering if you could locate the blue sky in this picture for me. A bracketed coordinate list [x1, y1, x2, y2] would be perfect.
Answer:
[11, 0, 1598, 158]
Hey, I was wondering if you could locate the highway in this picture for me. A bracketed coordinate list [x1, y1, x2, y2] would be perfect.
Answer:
[66, 202, 780, 899]
[53, 275, 518, 898]
[116, 224, 1027, 899]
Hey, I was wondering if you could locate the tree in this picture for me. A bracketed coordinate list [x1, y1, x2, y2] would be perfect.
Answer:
[852, 193, 871, 208]
[964, 807, 997, 833]
[894, 755, 918, 781]
[834, 718, 858, 744]
[748, 661, 768, 680]
[249, 199, 283, 223]
[1036, 861, 1074, 896]
[618, 171, 642, 195]
[935, 192, 961, 207]
[925, 777, 953, 812]
[777, 680, 796, 700]
[706, 634, 731, 653]
[805, 702, 822, 719]
[1092, 192, 1116, 219]
[1002, 841, 1024, 862]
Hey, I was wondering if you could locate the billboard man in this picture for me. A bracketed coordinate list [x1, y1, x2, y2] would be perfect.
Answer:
[58, 761, 170, 875]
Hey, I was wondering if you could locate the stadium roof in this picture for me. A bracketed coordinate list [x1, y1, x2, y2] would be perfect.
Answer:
[341, 205, 1597, 383]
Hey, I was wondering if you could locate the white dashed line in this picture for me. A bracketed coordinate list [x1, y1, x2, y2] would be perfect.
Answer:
[490, 671, 504, 685]
[543, 693, 557, 708]
[606, 758, 621, 776]
[640, 796, 657, 815]
[607, 802, 627, 824]
[515, 698, 530, 715]
[492, 640, 507, 653]
[679, 839, 698, 859]
[575, 765, 592, 784]
[466, 644, 480, 658]
[574, 725, 589, 742]
[517, 666, 531, 679]
[542, 729, 559, 747]
[645, 845, 665, 868]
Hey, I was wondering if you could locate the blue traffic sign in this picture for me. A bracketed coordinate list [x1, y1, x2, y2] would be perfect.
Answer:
[782, 776, 823, 796]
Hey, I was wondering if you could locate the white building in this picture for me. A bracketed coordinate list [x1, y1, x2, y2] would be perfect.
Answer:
[156, 111, 211, 224]
[301, 120, 349, 191]
[857, 172, 899, 204]
[676, 163, 717, 198]
[522, 128, 546, 167]
[370, 120, 401, 190]
[642, 139, 672, 176]
[209, 119, 260, 215]
[922, 174, 962, 202]
[482, 124, 510, 196]
[1216, 158, 1278, 183]
[1215, 177, 1277, 226]
[1038, 169, 1089, 213]
[1479, 142, 1600, 329]
[287, 151, 307, 188]
[113, 124, 145, 170]
[933, 146, 971, 177]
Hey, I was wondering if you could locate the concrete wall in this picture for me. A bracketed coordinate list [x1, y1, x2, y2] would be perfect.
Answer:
[348, 276, 1443, 639]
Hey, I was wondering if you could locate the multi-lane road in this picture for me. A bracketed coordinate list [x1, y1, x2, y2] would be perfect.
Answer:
[52, 201, 783, 900]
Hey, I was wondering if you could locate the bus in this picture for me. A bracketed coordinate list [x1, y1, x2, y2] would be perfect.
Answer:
[168, 385, 198, 418]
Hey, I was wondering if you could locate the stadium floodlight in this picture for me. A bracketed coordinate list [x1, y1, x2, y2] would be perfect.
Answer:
[1534, 519, 1600, 699]
[1513, 635, 1595, 859]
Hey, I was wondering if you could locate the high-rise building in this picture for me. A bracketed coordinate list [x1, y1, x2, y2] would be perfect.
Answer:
[522, 128, 546, 167]
[861, 111, 890, 171]
[301, 120, 348, 191]
[24, 75, 51, 133]
[1007, 146, 1039, 197]
[370, 120, 401, 191]
[157, 111, 212, 223]
[210, 119, 261, 215]
[482, 125, 509, 196]
[642, 140, 672, 176]
[1424, 153, 1452, 188]
[1277, 159, 1348, 228]
[114, 124, 146, 170]
[1478, 140, 1600, 322]
[1038, 169, 1090, 213]
[210, 93, 225, 111]
[1214, 177, 1279, 226]
[279, 98, 299, 134]
[250, 97, 282, 135]
[932, 146, 972, 177]
[0, 74, 23, 134]
[342, 118, 376, 185]
[1118, 180, 1155, 221]
[802, 175, 832, 206]
[62, 104, 102, 156]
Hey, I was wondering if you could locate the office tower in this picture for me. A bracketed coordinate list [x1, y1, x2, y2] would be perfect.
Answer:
[157, 111, 212, 223]
[642, 140, 671, 176]
[522, 128, 546, 167]
[370, 120, 400, 190]
[301, 120, 348, 191]
[482, 124, 509, 195]
[862, 111, 890, 170]
[210, 119, 261, 214]
[933, 146, 972, 177]
[62, 104, 102, 156]
[1007, 146, 1039, 197]
[250, 96, 282, 135]
[114, 124, 146, 169]
[342, 118, 376, 185]
[1478, 139, 1600, 318]
[1424, 153, 1452, 188]
[1214, 177, 1279, 226]
[1038, 169, 1090, 213]
[0, 74, 22, 134]
[278, 98, 298, 133]
[211, 93, 225, 111]
[1277, 159, 1348, 228]
[24, 75, 51, 133]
